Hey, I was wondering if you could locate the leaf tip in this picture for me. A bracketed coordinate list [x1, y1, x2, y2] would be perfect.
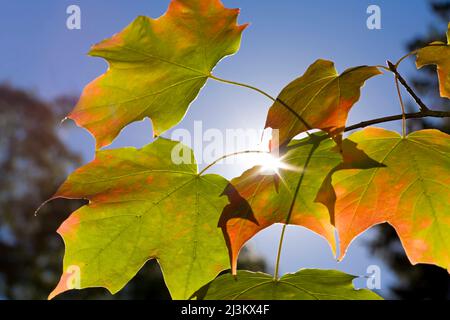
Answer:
[48, 273, 71, 300]
[231, 258, 238, 276]
[240, 22, 250, 31]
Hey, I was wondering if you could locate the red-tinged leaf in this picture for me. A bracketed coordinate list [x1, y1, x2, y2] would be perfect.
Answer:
[222, 133, 341, 274]
[321, 128, 450, 271]
[69, 0, 247, 148]
[265, 60, 381, 147]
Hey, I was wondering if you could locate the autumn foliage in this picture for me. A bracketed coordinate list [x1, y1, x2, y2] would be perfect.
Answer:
[47, 0, 450, 300]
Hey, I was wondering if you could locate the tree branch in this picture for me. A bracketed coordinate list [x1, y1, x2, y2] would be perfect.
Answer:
[345, 110, 450, 132]
[387, 61, 430, 111]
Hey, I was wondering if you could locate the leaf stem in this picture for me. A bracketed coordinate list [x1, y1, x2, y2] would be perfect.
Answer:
[209, 74, 278, 102]
[274, 224, 288, 281]
[394, 50, 418, 68]
[393, 75, 407, 138]
[273, 143, 314, 280]
[198, 150, 269, 176]
[374, 65, 391, 72]
[209, 74, 313, 131]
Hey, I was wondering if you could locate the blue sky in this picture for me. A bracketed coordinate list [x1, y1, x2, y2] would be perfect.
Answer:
[1, 0, 446, 298]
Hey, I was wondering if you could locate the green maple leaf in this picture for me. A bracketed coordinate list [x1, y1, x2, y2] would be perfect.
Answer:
[194, 269, 382, 300]
[49, 138, 230, 300]
[320, 128, 450, 271]
[416, 22, 450, 99]
[265, 59, 381, 147]
[69, 0, 247, 148]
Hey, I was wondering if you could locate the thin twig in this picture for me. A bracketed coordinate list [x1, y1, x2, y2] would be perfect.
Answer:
[345, 110, 450, 132]
[387, 61, 430, 112]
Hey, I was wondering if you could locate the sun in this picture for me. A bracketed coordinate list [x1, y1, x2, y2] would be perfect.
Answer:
[257, 153, 286, 174]
[245, 152, 301, 176]
[243, 153, 283, 174]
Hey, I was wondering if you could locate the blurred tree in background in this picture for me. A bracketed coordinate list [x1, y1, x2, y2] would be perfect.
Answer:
[368, 1, 450, 300]
[0, 84, 81, 299]
[0, 85, 265, 300]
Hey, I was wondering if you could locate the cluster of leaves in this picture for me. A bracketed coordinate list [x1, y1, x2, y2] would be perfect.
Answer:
[48, 0, 450, 300]
[367, 2, 450, 299]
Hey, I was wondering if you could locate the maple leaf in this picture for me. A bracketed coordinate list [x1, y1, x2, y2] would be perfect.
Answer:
[49, 138, 230, 300]
[265, 60, 381, 147]
[416, 22, 450, 99]
[194, 269, 382, 300]
[69, 0, 247, 148]
[222, 133, 341, 274]
[320, 128, 450, 271]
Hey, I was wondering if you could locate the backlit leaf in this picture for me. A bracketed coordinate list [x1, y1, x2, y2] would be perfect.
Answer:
[222, 133, 340, 274]
[416, 23, 450, 99]
[194, 269, 382, 300]
[69, 0, 247, 148]
[49, 138, 230, 299]
[265, 60, 381, 147]
[322, 128, 450, 271]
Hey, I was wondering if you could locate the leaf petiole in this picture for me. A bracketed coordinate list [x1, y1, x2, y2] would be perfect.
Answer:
[273, 141, 316, 280]
[198, 150, 269, 176]
[393, 75, 407, 138]
[208, 74, 313, 132]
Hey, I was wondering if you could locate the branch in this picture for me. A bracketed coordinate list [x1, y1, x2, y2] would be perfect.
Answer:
[387, 61, 430, 111]
[345, 110, 450, 132]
